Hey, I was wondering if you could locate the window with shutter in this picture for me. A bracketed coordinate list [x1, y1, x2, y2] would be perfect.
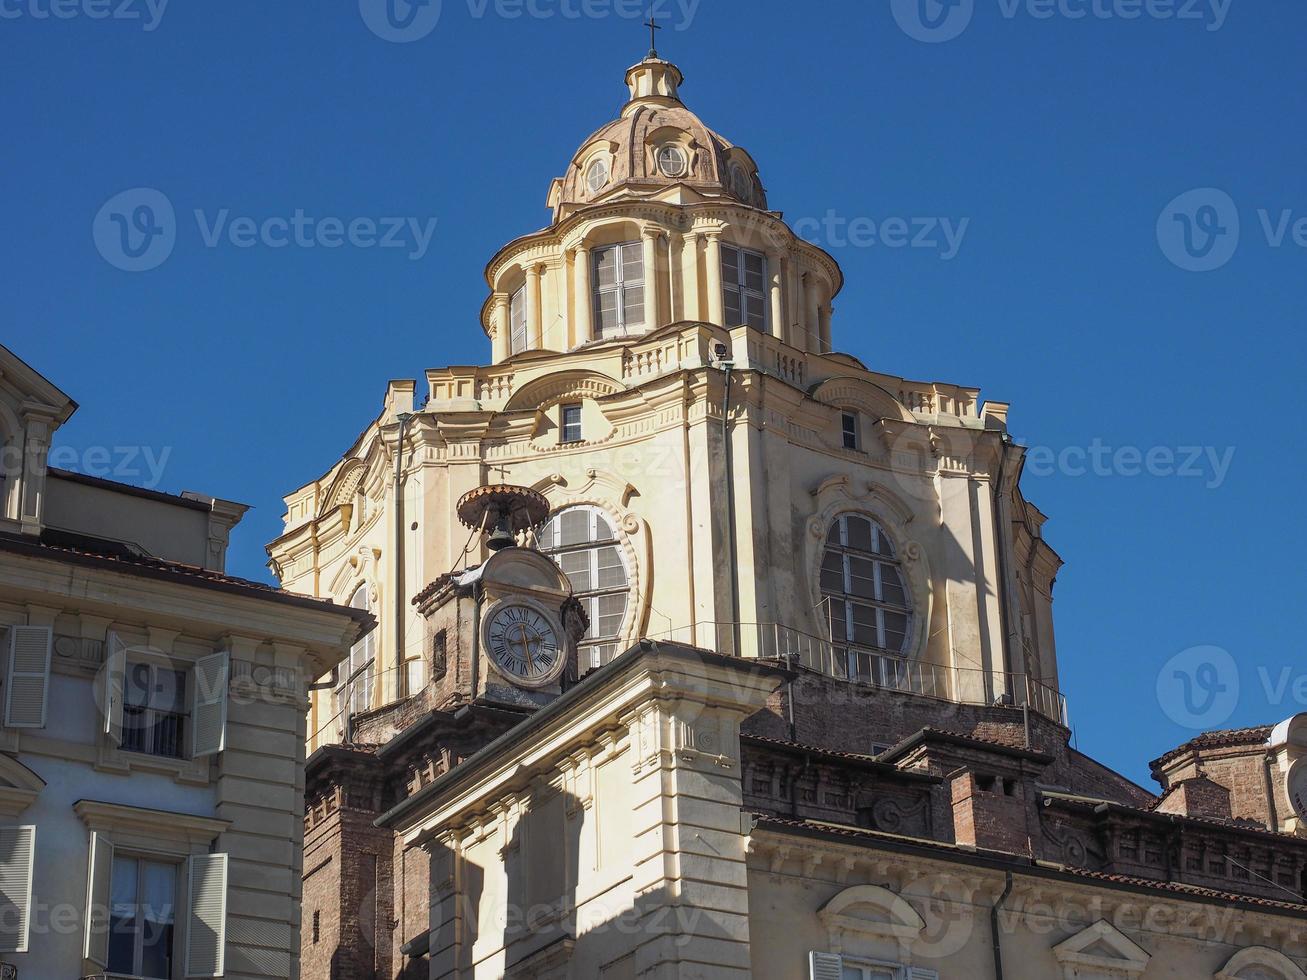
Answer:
[0, 825, 34, 954]
[84, 830, 114, 967]
[186, 852, 227, 978]
[104, 632, 127, 745]
[4, 626, 52, 729]
[810, 951, 844, 980]
[191, 652, 229, 759]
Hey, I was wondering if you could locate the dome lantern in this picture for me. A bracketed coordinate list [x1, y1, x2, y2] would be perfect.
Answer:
[623, 56, 685, 115]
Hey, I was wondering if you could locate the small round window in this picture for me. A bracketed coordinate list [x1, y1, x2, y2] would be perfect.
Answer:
[657, 145, 688, 178]
[586, 158, 609, 195]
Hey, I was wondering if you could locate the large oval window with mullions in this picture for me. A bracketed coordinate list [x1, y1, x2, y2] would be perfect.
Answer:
[537, 506, 630, 672]
[820, 514, 913, 670]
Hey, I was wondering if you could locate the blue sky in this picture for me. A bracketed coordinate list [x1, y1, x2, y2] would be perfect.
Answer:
[4, 0, 1304, 784]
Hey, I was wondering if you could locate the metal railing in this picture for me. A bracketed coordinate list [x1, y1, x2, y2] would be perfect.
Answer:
[647, 621, 1069, 727]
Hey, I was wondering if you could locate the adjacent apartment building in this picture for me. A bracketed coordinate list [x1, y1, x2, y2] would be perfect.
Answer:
[0, 343, 373, 979]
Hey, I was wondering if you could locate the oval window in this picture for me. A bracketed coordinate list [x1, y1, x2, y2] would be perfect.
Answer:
[586, 158, 610, 195]
[657, 145, 688, 178]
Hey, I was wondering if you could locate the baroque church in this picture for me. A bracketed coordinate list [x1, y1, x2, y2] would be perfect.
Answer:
[268, 50, 1307, 980]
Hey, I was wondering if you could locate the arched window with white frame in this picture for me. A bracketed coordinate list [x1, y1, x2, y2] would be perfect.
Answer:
[537, 506, 630, 671]
[820, 513, 914, 684]
[337, 585, 375, 718]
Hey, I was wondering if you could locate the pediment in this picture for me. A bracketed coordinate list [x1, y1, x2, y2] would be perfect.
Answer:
[0, 344, 77, 433]
[818, 884, 925, 945]
[1218, 947, 1307, 980]
[1053, 920, 1150, 977]
[0, 754, 45, 817]
[503, 370, 625, 414]
[810, 377, 913, 424]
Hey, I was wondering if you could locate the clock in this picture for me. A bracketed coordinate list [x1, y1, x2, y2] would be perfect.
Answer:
[483, 599, 566, 689]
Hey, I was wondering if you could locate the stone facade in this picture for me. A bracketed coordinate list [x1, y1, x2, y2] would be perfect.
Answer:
[272, 52, 1307, 980]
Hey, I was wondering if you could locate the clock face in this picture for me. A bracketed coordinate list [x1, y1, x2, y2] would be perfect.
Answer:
[484, 602, 564, 688]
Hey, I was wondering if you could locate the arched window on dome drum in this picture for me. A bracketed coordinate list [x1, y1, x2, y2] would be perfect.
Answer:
[509, 285, 527, 355]
[820, 514, 913, 683]
[538, 506, 630, 671]
[337, 586, 375, 718]
[592, 243, 644, 339]
[721, 245, 767, 332]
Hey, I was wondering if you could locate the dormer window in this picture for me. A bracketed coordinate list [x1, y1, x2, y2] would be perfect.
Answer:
[592, 242, 644, 339]
[586, 158, 609, 195]
[721, 245, 766, 331]
[657, 145, 687, 178]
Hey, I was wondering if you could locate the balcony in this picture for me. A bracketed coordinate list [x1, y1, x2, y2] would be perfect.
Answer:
[647, 621, 1069, 728]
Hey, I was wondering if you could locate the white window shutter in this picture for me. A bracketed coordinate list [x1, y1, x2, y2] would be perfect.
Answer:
[83, 830, 113, 967]
[186, 852, 227, 977]
[4, 626, 52, 728]
[192, 651, 229, 759]
[0, 825, 35, 954]
[810, 951, 843, 980]
[103, 632, 127, 744]
[906, 969, 939, 980]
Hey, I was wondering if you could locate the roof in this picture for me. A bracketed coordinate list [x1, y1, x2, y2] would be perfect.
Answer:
[376, 640, 792, 831]
[754, 815, 1306, 915]
[48, 467, 232, 513]
[741, 734, 939, 782]
[1041, 790, 1302, 845]
[1150, 726, 1275, 770]
[877, 727, 1055, 766]
[0, 531, 375, 626]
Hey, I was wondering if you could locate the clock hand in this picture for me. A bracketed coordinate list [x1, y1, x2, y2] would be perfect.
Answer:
[519, 623, 535, 672]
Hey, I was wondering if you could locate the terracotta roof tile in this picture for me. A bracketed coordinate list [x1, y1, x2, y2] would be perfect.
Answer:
[0, 533, 373, 625]
[1150, 726, 1274, 770]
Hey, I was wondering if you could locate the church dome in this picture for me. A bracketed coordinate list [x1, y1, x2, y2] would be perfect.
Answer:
[548, 56, 768, 222]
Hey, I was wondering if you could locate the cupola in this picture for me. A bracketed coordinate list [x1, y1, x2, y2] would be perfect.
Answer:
[547, 55, 768, 223]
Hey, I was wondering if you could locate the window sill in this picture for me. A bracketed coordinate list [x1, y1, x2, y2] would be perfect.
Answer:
[94, 736, 210, 786]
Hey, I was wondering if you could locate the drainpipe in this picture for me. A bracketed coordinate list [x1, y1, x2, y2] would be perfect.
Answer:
[393, 412, 414, 699]
[990, 871, 1013, 980]
[717, 343, 742, 657]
